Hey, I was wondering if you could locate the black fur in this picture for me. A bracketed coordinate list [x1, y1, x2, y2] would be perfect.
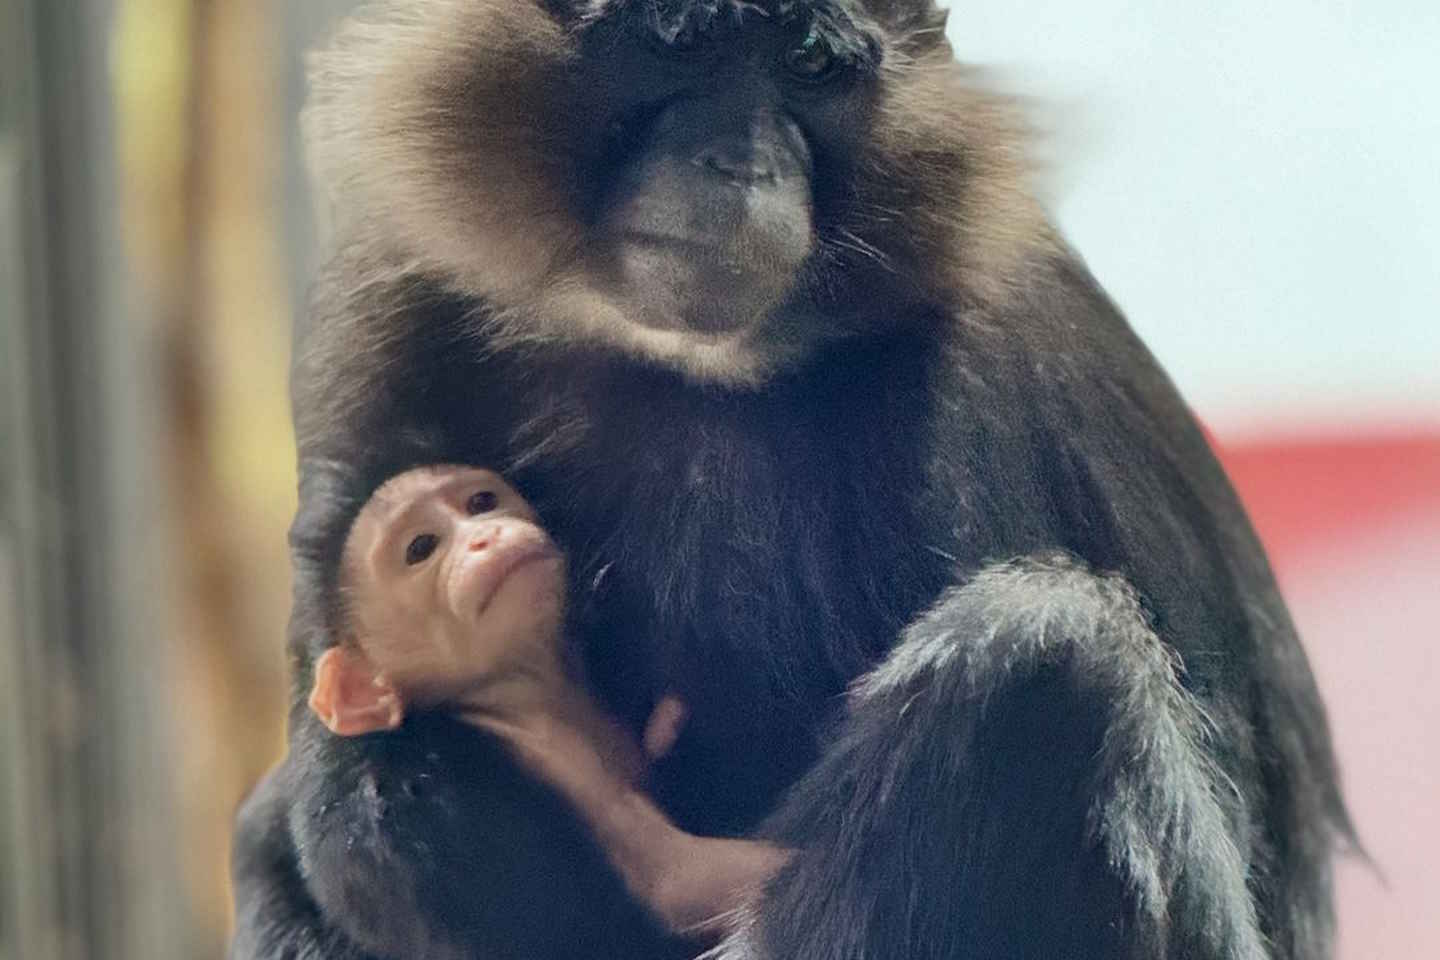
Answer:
[230, 0, 1350, 957]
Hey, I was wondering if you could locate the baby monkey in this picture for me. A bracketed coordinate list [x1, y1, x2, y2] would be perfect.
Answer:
[309, 466, 786, 938]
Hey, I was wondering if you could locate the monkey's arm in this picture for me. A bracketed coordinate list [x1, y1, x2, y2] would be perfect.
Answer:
[282, 492, 676, 956]
[284, 711, 675, 960]
[232, 264, 668, 958]
[231, 760, 380, 960]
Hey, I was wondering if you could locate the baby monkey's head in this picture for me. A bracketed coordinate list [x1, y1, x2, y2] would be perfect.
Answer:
[310, 466, 566, 736]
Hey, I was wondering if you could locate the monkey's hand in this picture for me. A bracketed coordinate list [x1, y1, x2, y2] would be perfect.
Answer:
[643, 695, 689, 761]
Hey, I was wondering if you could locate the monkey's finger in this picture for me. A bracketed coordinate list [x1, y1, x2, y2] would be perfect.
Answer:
[643, 696, 689, 760]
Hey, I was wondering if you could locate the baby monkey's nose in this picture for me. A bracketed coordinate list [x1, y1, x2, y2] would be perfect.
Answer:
[466, 520, 511, 552]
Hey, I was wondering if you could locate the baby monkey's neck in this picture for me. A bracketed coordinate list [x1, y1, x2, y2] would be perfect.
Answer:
[448, 659, 649, 789]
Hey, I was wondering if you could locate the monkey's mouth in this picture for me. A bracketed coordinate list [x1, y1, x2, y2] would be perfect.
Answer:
[605, 232, 757, 334]
[449, 535, 563, 623]
[614, 230, 738, 260]
[597, 175, 814, 336]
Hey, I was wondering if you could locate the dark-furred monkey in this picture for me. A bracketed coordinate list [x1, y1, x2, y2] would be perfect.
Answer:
[231, 3, 1352, 959]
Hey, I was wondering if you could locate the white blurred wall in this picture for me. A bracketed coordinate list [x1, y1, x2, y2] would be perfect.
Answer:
[951, 6, 1440, 957]
[950, 1, 1440, 435]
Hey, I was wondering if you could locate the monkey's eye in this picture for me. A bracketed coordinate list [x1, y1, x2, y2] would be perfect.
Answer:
[466, 490, 499, 515]
[783, 31, 838, 81]
[405, 533, 440, 566]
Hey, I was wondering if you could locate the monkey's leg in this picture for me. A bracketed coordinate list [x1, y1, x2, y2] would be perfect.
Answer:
[725, 554, 1268, 960]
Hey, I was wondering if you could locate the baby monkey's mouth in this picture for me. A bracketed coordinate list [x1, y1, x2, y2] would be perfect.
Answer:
[447, 526, 563, 623]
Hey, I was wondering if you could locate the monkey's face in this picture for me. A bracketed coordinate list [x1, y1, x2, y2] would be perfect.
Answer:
[342, 467, 566, 706]
[573, 5, 879, 350]
[309, 0, 1044, 383]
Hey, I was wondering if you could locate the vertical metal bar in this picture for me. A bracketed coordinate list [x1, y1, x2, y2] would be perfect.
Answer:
[281, 0, 359, 343]
[0, 0, 186, 958]
[1, 0, 74, 953]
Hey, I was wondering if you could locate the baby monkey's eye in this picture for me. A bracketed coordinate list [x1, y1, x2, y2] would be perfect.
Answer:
[466, 490, 499, 515]
[405, 533, 440, 566]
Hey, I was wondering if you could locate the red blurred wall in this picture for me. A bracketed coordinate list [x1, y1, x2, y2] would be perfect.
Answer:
[1217, 431, 1440, 959]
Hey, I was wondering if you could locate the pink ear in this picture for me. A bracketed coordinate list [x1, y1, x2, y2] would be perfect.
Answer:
[309, 647, 405, 737]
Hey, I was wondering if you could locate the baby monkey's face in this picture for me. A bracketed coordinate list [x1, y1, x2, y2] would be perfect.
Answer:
[344, 466, 565, 703]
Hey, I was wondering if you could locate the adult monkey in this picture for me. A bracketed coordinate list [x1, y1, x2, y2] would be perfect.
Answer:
[230, 0, 1353, 958]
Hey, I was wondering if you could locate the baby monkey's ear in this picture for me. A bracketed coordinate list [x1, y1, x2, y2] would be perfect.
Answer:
[309, 646, 405, 737]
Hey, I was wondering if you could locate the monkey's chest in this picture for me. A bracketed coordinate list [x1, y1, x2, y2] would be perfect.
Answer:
[536, 426, 941, 831]
[480, 342, 947, 830]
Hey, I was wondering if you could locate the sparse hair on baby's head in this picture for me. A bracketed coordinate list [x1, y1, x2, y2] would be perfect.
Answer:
[334, 467, 447, 644]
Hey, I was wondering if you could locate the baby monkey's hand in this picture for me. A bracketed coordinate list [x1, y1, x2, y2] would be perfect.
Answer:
[642, 695, 688, 761]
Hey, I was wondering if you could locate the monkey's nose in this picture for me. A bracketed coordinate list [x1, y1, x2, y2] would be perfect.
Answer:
[693, 142, 777, 184]
[467, 520, 517, 553]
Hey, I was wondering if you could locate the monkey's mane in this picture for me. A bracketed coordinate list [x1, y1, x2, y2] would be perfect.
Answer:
[306, 0, 1053, 376]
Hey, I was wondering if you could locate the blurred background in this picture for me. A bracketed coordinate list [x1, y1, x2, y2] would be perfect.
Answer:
[0, 1, 1435, 958]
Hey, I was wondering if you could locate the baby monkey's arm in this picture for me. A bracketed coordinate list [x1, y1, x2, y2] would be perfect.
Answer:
[477, 703, 791, 940]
